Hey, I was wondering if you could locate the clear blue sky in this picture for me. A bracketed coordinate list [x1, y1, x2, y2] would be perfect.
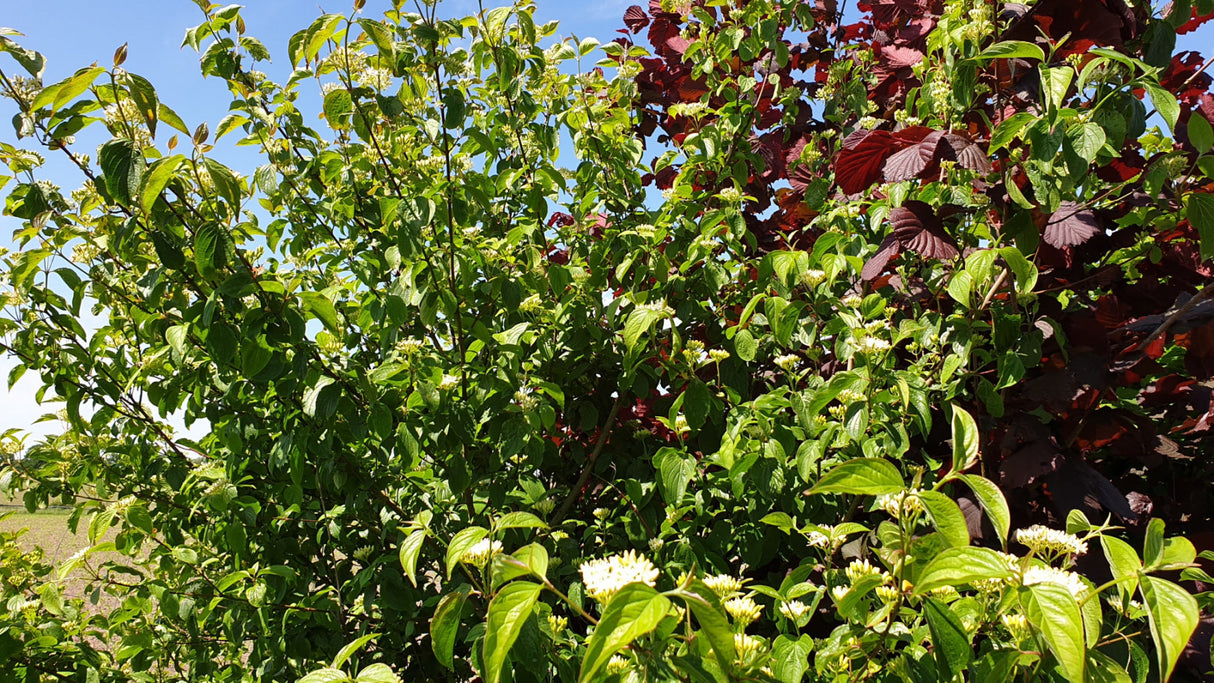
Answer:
[0, 1, 1211, 441]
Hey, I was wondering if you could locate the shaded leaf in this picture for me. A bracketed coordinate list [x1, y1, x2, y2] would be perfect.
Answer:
[432, 587, 470, 669]
[1044, 201, 1100, 248]
[835, 129, 897, 194]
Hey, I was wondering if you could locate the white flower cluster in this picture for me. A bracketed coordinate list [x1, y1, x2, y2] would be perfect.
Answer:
[853, 335, 892, 354]
[779, 599, 811, 620]
[1016, 525, 1088, 556]
[775, 354, 799, 371]
[875, 489, 924, 518]
[703, 573, 746, 598]
[798, 269, 826, 288]
[1022, 564, 1087, 597]
[356, 67, 394, 91]
[579, 550, 659, 602]
[103, 99, 153, 148]
[724, 596, 762, 627]
[462, 538, 502, 568]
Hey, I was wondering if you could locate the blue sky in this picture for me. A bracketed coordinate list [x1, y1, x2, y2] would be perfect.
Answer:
[0, 1, 1211, 441]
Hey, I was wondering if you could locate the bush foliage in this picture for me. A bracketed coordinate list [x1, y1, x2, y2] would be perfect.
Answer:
[2, 0, 1214, 680]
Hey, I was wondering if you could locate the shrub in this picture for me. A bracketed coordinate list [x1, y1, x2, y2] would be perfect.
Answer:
[1, 0, 1213, 680]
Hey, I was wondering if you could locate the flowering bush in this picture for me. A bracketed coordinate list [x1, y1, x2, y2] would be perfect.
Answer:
[1, 0, 1213, 681]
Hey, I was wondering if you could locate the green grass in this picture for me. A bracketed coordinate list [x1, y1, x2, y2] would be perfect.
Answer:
[1, 496, 82, 565]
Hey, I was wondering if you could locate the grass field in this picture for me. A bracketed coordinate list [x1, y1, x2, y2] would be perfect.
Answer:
[1, 492, 87, 565]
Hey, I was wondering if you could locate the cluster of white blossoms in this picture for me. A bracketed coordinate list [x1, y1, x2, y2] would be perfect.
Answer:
[356, 67, 393, 91]
[774, 354, 799, 371]
[853, 335, 892, 354]
[702, 574, 746, 598]
[798, 268, 827, 288]
[513, 386, 539, 411]
[438, 374, 460, 391]
[461, 538, 502, 568]
[396, 338, 424, 356]
[875, 489, 924, 519]
[1016, 525, 1088, 556]
[103, 98, 153, 148]
[844, 558, 884, 583]
[579, 550, 660, 602]
[841, 294, 864, 308]
[669, 101, 709, 118]
[724, 596, 763, 627]
[778, 599, 811, 621]
[1001, 613, 1030, 639]
[1021, 565, 1087, 598]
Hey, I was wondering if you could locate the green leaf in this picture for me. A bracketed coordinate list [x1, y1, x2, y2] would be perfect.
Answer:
[1023, 583, 1086, 682]
[332, 633, 380, 669]
[1146, 83, 1180, 132]
[483, 582, 542, 683]
[1186, 193, 1214, 261]
[990, 112, 1037, 153]
[959, 474, 1011, 548]
[194, 221, 224, 280]
[399, 529, 425, 587]
[734, 328, 757, 361]
[771, 634, 814, 683]
[491, 543, 549, 590]
[138, 154, 186, 214]
[324, 88, 353, 129]
[950, 405, 979, 473]
[443, 87, 466, 128]
[1190, 113, 1214, 153]
[999, 247, 1038, 295]
[1139, 575, 1199, 682]
[808, 458, 904, 496]
[1040, 66, 1074, 110]
[676, 580, 735, 673]
[445, 526, 489, 578]
[924, 597, 973, 679]
[623, 304, 667, 351]
[918, 491, 970, 547]
[300, 292, 342, 336]
[977, 40, 1044, 62]
[431, 587, 470, 670]
[494, 511, 546, 531]
[655, 448, 696, 504]
[298, 668, 350, 683]
[125, 72, 159, 138]
[1101, 535, 1141, 605]
[1087, 651, 1133, 683]
[0, 34, 46, 79]
[1143, 518, 1165, 568]
[158, 102, 190, 135]
[99, 138, 143, 205]
[1067, 121, 1106, 164]
[51, 65, 105, 113]
[124, 505, 154, 535]
[355, 664, 399, 683]
[683, 379, 711, 430]
[914, 547, 1014, 595]
[580, 584, 671, 683]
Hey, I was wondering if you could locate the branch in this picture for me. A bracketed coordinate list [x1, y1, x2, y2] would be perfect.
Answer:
[551, 393, 626, 525]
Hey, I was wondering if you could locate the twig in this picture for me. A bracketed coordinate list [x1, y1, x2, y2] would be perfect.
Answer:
[1133, 280, 1214, 354]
